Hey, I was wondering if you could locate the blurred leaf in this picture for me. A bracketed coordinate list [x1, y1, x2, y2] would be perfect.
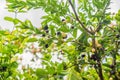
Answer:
[27, 38, 38, 42]
[4, 17, 13, 22]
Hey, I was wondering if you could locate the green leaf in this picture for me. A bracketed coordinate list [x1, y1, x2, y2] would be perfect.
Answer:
[50, 25, 56, 37]
[59, 25, 70, 32]
[25, 20, 34, 29]
[27, 38, 38, 42]
[73, 28, 77, 38]
[57, 63, 63, 73]
[36, 68, 48, 78]
[6, 0, 16, 3]
[46, 66, 55, 75]
[67, 68, 81, 80]
[4, 17, 13, 22]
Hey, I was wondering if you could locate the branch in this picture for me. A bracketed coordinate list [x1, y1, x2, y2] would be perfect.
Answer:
[95, 22, 102, 32]
[97, 61, 104, 80]
[92, 37, 104, 80]
[68, 0, 93, 35]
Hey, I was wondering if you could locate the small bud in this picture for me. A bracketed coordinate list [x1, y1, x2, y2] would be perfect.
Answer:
[31, 49, 37, 54]
[92, 48, 96, 53]
[37, 48, 41, 52]
[97, 43, 102, 48]
[22, 66, 26, 70]
[62, 32, 67, 39]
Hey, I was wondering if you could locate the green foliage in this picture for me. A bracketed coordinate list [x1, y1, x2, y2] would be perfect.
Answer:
[0, 0, 120, 80]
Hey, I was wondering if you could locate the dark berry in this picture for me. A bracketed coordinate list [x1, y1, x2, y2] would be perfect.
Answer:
[83, 22, 85, 24]
[90, 54, 97, 61]
[116, 34, 120, 38]
[63, 35, 67, 39]
[110, 70, 115, 75]
[42, 34, 45, 37]
[118, 40, 120, 44]
[93, 65, 97, 69]
[71, 25, 74, 29]
[53, 73, 57, 76]
[46, 30, 49, 33]
[81, 54, 85, 58]
[62, 19, 65, 22]
[2, 66, 7, 71]
[44, 25, 48, 30]
[59, 76, 63, 79]
[56, 31, 61, 36]
[110, 65, 114, 68]
[45, 44, 49, 48]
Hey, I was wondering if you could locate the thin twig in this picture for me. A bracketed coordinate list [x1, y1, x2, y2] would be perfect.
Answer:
[68, 0, 93, 35]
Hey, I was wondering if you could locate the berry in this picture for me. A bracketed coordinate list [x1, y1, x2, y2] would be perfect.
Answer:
[71, 25, 74, 29]
[81, 54, 85, 58]
[62, 19, 67, 23]
[110, 65, 114, 68]
[43, 25, 48, 30]
[62, 19, 65, 22]
[46, 30, 49, 33]
[2, 66, 7, 71]
[90, 54, 97, 61]
[42, 34, 46, 37]
[116, 34, 120, 38]
[56, 31, 61, 36]
[62, 32, 67, 39]
[22, 66, 26, 70]
[63, 35, 67, 39]
[110, 70, 115, 75]
[83, 22, 85, 24]
[45, 44, 49, 48]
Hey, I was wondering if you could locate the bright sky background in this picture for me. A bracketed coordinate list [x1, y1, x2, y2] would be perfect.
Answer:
[0, 0, 45, 31]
